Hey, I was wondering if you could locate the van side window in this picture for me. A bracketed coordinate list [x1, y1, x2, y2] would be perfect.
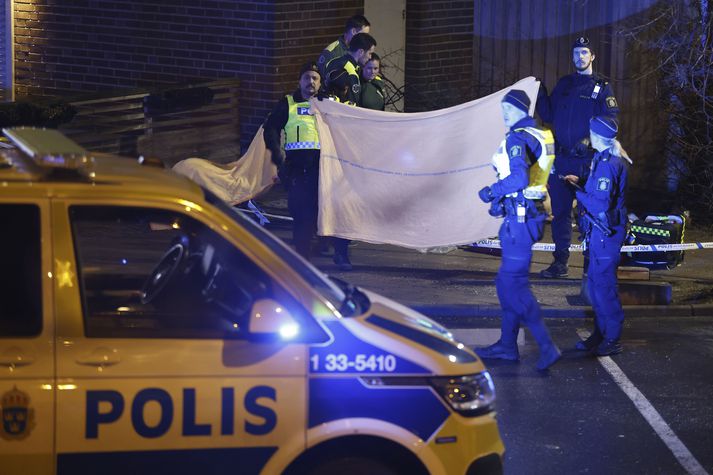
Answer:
[0, 204, 42, 337]
[69, 206, 272, 339]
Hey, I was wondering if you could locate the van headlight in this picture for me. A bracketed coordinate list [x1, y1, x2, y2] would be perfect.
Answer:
[429, 372, 496, 416]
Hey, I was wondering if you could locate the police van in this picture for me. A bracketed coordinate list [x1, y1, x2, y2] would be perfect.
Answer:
[0, 128, 504, 475]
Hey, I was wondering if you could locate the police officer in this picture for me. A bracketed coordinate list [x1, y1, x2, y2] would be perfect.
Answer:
[324, 33, 377, 106]
[317, 14, 371, 78]
[567, 116, 630, 355]
[359, 53, 386, 111]
[476, 89, 561, 371]
[263, 62, 323, 260]
[537, 36, 620, 278]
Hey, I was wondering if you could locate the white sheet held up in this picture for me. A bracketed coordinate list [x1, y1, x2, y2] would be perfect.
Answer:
[312, 76, 540, 249]
[172, 126, 276, 205]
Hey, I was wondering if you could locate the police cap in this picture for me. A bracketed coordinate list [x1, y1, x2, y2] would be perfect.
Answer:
[572, 36, 593, 53]
[299, 61, 321, 80]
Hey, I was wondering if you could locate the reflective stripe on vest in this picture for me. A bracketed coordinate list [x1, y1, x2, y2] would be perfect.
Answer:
[284, 95, 320, 150]
[519, 127, 555, 199]
[490, 127, 555, 200]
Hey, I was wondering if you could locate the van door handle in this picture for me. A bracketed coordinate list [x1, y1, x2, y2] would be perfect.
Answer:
[76, 347, 121, 367]
[0, 347, 36, 367]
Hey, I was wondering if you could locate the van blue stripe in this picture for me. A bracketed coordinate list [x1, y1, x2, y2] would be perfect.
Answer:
[309, 378, 449, 440]
[57, 447, 277, 475]
[366, 315, 478, 363]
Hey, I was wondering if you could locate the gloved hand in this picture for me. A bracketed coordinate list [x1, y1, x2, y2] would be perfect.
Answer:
[573, 138, 591, 157]
[488, 200, 505, 217]
[478, 186, 494, 203]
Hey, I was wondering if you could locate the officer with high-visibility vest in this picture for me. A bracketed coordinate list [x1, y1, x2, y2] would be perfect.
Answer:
[476, 89, 561, 371]
[263, 62, 324, 260]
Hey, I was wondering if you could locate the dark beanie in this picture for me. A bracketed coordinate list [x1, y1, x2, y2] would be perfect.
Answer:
[590, 116, 618, 139]
[299, 61, 320, 79]
[502, 89, 531, 114]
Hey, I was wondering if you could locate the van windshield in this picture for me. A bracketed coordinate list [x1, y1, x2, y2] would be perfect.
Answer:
[204, 190, 353, 315]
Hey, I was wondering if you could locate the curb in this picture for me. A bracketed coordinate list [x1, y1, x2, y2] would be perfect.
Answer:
[414, 303, 713, 327]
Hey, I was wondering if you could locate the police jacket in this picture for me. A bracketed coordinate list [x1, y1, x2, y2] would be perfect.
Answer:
[575, 147, 630, 228]
[317, 36, 348, 78]
[263, 90, 320, 169]
[359, 76, 386, 110]
[324, 54, 361, 105]
[489, 117, 544, 200]
[536, 73, 619, 151]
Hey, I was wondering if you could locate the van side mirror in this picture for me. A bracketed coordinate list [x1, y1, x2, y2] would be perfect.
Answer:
[246, 298, 300, 342]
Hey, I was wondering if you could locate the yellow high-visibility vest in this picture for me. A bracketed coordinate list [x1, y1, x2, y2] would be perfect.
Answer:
[284, 95, 320, 151]
[491, 127, 555, 200]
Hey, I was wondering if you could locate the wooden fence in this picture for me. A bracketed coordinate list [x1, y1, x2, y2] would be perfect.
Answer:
[60, 79, 241, 168]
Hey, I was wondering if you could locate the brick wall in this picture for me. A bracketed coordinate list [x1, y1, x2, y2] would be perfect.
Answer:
[404, 0, 474, 112]
[13, 0, 363, 151]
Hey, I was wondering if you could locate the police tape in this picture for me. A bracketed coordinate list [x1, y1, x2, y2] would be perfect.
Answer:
[471, 239, 713, 253]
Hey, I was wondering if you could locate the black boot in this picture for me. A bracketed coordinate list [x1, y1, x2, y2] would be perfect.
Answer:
[575, 329, 603, 351]
[333, 252, 353, 271]
[594, 339, 622, 356]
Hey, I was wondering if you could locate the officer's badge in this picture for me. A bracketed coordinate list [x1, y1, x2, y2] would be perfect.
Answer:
[597, 177, 611, 191]
[0, 386, 36, 440]
[318, 55, 325, 65]
[297, 106, 310, 115]
[509, 145, 522, 157]
[352, 84, 360, 95]
[606, 96, 618, 108]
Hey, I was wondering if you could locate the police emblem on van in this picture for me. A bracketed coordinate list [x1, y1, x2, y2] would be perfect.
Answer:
[0, 386, 36, 440]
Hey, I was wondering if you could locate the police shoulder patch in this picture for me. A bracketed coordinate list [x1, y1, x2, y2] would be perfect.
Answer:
[509, 145, 522, 157]
[606, 96, 618, 108]
[352, 84, 360, 94]
[597, 177, 611, 191]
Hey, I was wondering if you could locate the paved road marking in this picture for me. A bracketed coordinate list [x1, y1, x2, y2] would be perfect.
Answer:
[451, 328, 525, 347]
[577, 329, 710, 475]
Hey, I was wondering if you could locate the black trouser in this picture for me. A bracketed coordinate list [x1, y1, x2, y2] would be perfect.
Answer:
[548, 150, 593, 265]
[284, 154, 320, 259]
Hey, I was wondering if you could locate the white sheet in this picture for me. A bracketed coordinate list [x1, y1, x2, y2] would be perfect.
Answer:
[313, 76, 540, 248]
[172, 77, 539, 249]
[172, 126, 276, 205]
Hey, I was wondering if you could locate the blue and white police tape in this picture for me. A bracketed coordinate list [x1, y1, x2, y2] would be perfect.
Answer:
[470, 239, 713, 253]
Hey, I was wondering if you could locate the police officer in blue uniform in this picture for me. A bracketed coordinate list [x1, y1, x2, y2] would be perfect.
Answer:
[537, 37, 620, 278]
[567, 116, 631, 355]
[263, 62, 323, 260]
[476, 89, 561, 371]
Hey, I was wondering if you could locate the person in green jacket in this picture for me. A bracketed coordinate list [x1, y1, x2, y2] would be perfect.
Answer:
[359, 53, 386, 111]
[317, 14, 370, 78]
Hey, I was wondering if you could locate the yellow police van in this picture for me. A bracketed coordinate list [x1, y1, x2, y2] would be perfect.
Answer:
[0, 128, 504, 475]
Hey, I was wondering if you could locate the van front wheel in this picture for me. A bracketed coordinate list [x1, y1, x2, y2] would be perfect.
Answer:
[308, 456, 399, 475]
